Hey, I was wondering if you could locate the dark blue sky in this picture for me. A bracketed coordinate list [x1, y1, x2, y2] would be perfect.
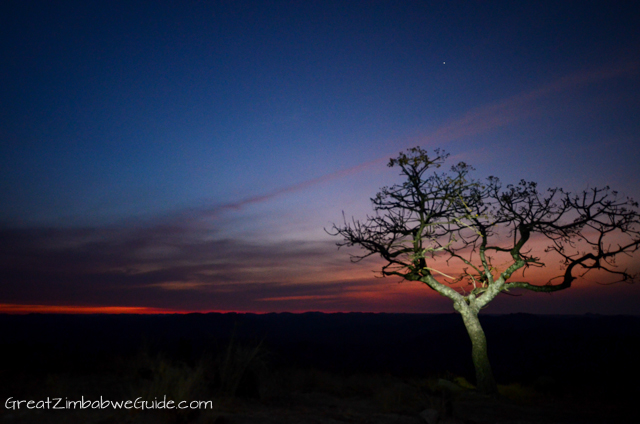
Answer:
[1, 1, 639, 313]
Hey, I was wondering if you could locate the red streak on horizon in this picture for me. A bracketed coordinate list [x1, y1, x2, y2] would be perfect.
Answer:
[0, 304, 237, 315]
[0, 303, 409, 315]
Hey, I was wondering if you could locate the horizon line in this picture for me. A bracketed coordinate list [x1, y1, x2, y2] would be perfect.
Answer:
[0, 304, 636, 316]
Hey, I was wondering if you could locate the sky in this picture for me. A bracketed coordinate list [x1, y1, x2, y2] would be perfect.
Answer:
[1, 0, 639, 314]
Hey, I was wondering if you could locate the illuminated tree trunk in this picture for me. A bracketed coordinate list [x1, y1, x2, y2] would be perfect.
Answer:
[458, 306, 498, 395]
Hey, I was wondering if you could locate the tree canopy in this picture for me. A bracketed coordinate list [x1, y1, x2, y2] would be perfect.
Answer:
[330, 147, 639, 394]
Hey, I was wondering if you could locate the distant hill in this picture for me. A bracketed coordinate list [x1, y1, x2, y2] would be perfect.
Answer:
[2, 312, 639, 386]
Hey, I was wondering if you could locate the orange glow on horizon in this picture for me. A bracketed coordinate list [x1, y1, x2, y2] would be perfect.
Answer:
[0, 303, 236, 315]
[0, 303, 386, 315]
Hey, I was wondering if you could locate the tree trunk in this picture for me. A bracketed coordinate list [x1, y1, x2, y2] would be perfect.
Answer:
[459, 307, 498, 395]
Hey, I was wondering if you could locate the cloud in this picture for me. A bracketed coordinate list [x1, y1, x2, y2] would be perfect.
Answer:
[0, 216, 395, 312]
[2, 201, 638, 314]
[196, 61, 640, 216]
[194, 156, 389, 219]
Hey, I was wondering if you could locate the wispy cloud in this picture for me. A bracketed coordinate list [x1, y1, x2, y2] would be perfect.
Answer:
[0, 219, 391, 312]
[422, 61, 639, 144]
[2, 202, 637, 314]
[198, 61, 639, 216]
[195, 156, 389, 219]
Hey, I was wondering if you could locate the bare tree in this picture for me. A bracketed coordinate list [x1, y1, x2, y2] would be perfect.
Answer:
[329, 147, 640, 395]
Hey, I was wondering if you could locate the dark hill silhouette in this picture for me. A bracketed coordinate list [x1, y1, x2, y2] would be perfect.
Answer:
[2, 312, 639, 392]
